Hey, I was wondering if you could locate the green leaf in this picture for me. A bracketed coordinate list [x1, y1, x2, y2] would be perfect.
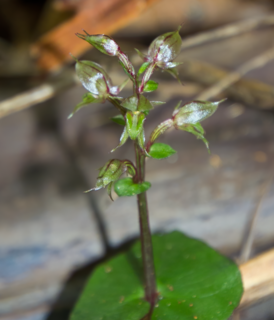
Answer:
[111, 115, 126, 126]
[121, 95, 138, 111]
[137, 61, 150, 76]
[68, 93, 102, 119]
[70, 232, 243, 320]
[125, 111, 146, 140]
[138, 95, 153, 112]
[143, 80, 158, 92]
[114, 177, 151, 196]
[149, 143, 176, 159]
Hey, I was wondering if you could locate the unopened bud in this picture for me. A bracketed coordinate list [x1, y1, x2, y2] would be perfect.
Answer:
[172, 100, 224, 128]
[147, 28, 182, 66]
[76, 31, 119, 56]
[75, 60, 109, 100]
[86, 159, 136, 193]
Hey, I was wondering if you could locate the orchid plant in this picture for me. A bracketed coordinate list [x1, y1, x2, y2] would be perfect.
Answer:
[69, 29, 243, 320]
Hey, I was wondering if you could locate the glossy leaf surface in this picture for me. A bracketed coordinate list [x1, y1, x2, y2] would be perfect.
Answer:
[76, 32, 119, 56]
[75, 60, 109, 98]
[173, 100, 225, 127]
[148, 143, 176, 159]
[114, 177, 151, 196]
[70, 232, 243, 320]
[147, 28, 182, 64]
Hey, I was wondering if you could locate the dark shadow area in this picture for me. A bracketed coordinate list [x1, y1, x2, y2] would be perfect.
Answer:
[45, 236, 139, 320]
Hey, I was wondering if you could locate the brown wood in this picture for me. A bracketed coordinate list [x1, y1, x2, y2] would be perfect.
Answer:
[31, 0, 159, 72]
[240, 249, 274, 307]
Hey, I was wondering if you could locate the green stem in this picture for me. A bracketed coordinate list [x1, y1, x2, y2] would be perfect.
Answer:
[134, 141, 157, 306]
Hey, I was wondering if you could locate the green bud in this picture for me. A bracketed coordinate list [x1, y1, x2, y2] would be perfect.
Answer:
[85, 159, 136, 193]
[172, 100, 225, 128]
[76, 31, 119, 56]
[147, 27, 182, 65]
[75, 60, 109, 100]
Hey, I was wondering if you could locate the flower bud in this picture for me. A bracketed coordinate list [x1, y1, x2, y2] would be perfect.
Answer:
[147, 28, 182, 65]
[86, 159, 136, 192]
[172, 100, 224, 128]
[75, 60, 110, 100]
[76, 31, 119, 56]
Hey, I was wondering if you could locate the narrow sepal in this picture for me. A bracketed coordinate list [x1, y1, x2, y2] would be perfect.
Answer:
[68, 93, 102, 119]
[183, 124, 210, 153]
[165, 67, 181, 83]
[150, 101, 166, 107]
[135, 48, 147, 61]
[173, 99, 225, 126]
[111, 126, 129, 152]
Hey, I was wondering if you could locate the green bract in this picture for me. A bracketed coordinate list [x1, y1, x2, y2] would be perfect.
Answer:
[114, 178, 151, 197]
[148, 143, 176, 159]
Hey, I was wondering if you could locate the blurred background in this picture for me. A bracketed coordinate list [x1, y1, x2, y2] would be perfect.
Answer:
[1, 0, 274, 319]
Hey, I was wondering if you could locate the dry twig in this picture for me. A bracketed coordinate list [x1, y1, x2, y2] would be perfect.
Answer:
[196, 46, 274, 101]
[239, 174, 273, 264]
[181, 14, 274, 50]
[0, 70, 77, 118]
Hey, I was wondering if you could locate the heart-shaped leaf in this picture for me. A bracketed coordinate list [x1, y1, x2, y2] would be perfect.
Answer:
[70, 232, 243, 320]
[114, 177, 151, 196]
[148, 143, 176, 159]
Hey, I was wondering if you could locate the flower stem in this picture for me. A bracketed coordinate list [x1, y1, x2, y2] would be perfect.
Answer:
[134, 141, 157, 306]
